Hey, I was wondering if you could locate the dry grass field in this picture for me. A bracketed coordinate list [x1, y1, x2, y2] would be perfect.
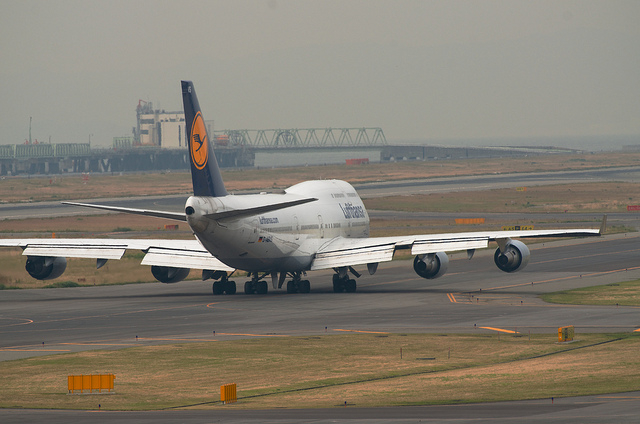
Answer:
[1, 151, 639, 203]
[363, 182, 640, 214]
[0, 333, 637, 410]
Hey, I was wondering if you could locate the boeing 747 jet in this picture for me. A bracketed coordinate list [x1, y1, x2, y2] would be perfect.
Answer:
[0, 81, 602, 295]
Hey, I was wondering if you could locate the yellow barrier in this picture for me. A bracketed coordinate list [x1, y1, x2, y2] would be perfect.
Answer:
[221, 383, 237, 404]
[501, 225, 534, 231]
[558, 326, 574, 342]
[454, 218, 485, 225]
[68, 374, 115, 394]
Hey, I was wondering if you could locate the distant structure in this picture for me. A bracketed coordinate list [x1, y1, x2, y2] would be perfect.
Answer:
[213, 127, 387, 150]
[133, 100, 190, 149]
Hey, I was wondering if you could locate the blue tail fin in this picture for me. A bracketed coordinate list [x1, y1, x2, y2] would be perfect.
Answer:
[181, 80, 228, 197]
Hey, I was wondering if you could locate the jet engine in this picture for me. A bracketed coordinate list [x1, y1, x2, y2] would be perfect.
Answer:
[151, 265, 190, 283]
[494, 239, 530, 273]
[25, 256, 67, 280]
[413, 252, 449, 279]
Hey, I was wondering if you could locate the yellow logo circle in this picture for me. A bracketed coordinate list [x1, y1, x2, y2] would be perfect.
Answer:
[190, 112, 208, 170]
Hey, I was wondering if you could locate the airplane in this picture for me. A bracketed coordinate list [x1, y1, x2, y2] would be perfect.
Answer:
[0, 81, 603, 295]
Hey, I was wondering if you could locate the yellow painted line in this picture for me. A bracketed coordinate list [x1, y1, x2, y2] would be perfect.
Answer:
[447, 293, 457, 303]
[1, 318, 34, 327]
[0, 349, 71, 352]
[134, 338, 218, 342]
[60, 343, 137, 346]
[479, 327, 518, 334]
[216, 333, 287, 337]
[334, 329, 390, 334]
[481, 266, 640, 292]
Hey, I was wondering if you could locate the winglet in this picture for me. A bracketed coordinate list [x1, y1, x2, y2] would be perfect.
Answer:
[181, 80, 228, 197]
[599, 214, 607, 234]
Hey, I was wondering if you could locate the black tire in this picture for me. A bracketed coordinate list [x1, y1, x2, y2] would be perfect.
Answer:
[299, 280, 311, 293]
[225, 281, 237, 295]
[256, 281, 268, 294]
[244, 281, 254, 295]
[212, 281, 224, 295]
[333, 278, 344, 293]
[345, 279, 357, 293]
[286, 280, 297, 293]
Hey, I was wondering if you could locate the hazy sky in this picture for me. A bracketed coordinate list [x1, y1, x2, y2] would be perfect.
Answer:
[1, 0, 639, 147]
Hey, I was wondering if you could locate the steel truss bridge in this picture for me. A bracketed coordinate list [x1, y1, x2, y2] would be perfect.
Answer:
[213, 127, 386, 149]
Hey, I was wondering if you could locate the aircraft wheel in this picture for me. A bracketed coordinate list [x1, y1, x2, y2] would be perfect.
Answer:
[256, 281, 268, 294]
[212, 281, 224, 295]
[333, 274, 344, 293]
[244, 281, 254, 294]
[345, 279, 357, 293]
[333, 277, 344, 293]
[299, 280, 311, 293]
[286, 280, 297, 293]
[225, 280, 237, 295]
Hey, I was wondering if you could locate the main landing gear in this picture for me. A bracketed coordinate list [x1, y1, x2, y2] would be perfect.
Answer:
[243, 271, 311, 295]
[285, 272, 310, 294]
[332, 266, 359, 293]
[244, 272, 269, 295]
[211, 273, 236, 295]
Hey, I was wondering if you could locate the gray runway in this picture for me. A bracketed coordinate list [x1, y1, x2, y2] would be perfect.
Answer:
[2, 233, 639, 364]
[1, 392, 639, 424]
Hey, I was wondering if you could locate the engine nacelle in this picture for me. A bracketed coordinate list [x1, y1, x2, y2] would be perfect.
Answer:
[494, 240, 530, 273]
[25, 256, 67, 280]
[151, 266, 191, 284]
[413, 252, 449, 279]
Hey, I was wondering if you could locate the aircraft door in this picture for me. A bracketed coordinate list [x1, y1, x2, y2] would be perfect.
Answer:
[318, 214, 324, 238]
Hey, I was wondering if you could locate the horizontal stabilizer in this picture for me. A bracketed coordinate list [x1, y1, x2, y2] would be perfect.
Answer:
[63, 202, 186, 222]
[205, 197, 318, 221]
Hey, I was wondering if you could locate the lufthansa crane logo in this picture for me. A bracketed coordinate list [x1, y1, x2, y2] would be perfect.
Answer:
[190, 111, 208, 170]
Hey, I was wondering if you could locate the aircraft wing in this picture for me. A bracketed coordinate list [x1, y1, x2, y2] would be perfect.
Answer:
[0, 238, 234, 271]
[310, 227, 601, 270]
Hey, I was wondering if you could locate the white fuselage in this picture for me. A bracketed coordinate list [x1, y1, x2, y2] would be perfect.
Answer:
[185, 180, 369, 272]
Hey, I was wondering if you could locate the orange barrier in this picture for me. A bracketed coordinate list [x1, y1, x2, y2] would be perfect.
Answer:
[345, 158, 369, 165]
[68, 374, 115, 394]
[558, 326, 574, 342]
[454, 218, 485, 225]
[221, 383, 237, 404]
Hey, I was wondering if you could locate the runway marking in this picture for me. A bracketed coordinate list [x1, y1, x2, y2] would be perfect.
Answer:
[215, 333, 287, 337]
[132, 338, 217, 342]
[60, 343, 137, 346]
[479, 266, 640, 292]
[0, 318, 34, 327]
[21, 303, 211, 326]
[334, 329, 390, 334]
[447, 293, 457, 303]
[0, 348, 70, 352]
[479, 327, 519, 334]
[532, 247, 640, 267]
